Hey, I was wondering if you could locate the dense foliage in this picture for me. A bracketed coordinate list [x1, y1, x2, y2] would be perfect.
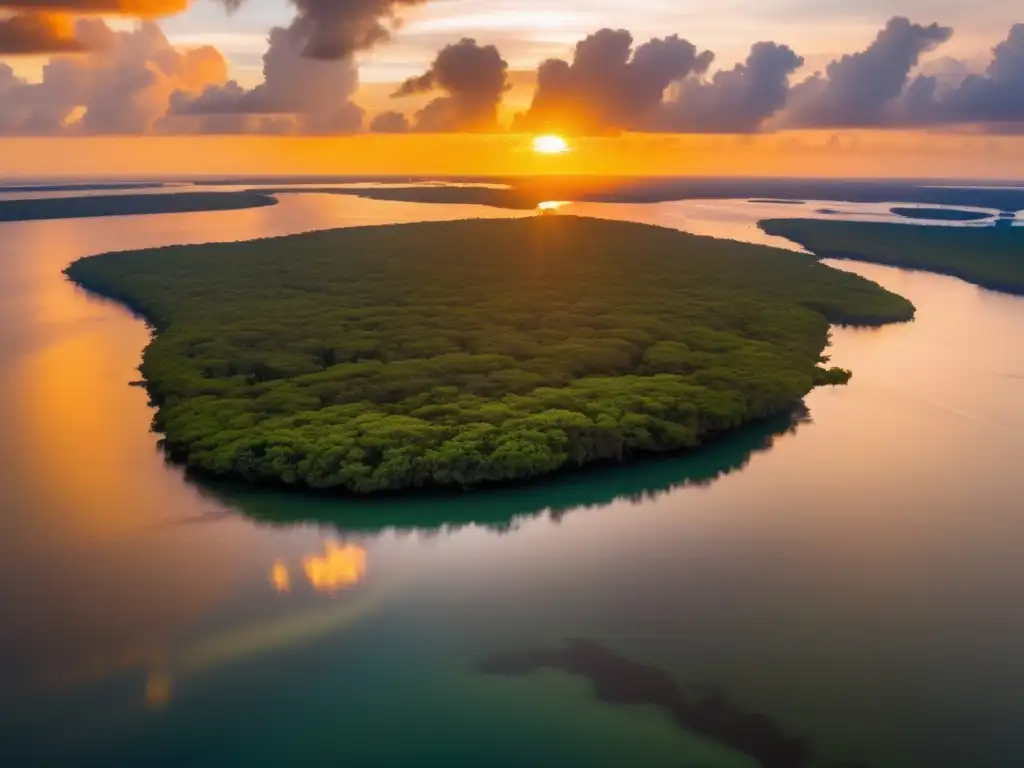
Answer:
[67, 216, 913, 493]
[890, 207, 991, 222]
[762, 218, 1024, 294]
[261, 186, 543, 210]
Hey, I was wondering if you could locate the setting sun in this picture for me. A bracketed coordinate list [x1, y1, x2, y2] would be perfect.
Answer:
[532, 135, 569, 154]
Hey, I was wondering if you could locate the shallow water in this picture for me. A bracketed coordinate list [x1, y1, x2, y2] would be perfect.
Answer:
[1, 193, 1024, 766]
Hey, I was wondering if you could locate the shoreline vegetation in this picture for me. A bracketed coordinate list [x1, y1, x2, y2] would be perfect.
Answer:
[205, 406, 811, 532]
[2, 176, 1023, 224]
[66, 216, 913, 495]
[890, 206, 992, 222]
[0, 191, 277, 222]
[760, 218, 1024, 295]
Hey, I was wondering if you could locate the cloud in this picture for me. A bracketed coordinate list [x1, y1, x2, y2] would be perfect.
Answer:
[4, 13, 1024, 137]
[165, 1, 440, 132]
[0, 0, 429, 134]
[0, 12, 87, 54]
[369, 109, 409, 133]
[654, 42, 803, 133]
[0, 1, 187, 15]
[915, 23, 1024, 127]
[916, 55, 979, 86]
[168, 21, 364, 134]
[0, 0, 193, 53]
[780, 17, 953, 128]
[392, 37, 508, 131]
[0, 19, 228, 134]
[0, 1, 432, 58]
[514, 28, 714, 134]
[226, 0, 429, 60]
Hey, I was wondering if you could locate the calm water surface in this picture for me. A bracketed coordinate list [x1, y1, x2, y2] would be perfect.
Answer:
[2, 194, 1024, 767]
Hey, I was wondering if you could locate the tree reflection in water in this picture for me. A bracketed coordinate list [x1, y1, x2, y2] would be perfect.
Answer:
[201, 405, 812, 535]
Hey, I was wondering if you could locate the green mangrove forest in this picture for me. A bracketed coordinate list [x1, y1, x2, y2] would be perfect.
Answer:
[0, 191, 277, 222]
[761, 218, 1024, 294]
[889, 207, 992, 222]
[66, 216, 914, 494]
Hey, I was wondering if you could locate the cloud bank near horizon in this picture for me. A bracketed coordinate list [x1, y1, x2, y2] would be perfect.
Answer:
[0, 0, 429, 58]
[1, 8, 1023, 136]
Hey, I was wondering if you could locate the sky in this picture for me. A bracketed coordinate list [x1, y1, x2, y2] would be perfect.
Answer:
[153, 0, 1015, 84]
[0, 0, 1022, 177]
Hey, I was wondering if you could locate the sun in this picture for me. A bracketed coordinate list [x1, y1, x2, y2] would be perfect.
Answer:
[532, 135, 569, 154]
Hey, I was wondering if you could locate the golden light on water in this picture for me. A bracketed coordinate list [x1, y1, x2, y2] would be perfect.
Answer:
[532, 135, 569, 154]
[303, 541, 368, 593]
[271, 561, 291, 593]
[537, 201, 572, 212]
[145, 670, 173, 709]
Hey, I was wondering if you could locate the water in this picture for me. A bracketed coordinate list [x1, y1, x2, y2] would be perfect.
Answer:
[2, 193, 1024, 766]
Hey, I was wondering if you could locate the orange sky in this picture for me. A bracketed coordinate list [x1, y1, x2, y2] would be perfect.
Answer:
[1, 132, 1023, 180]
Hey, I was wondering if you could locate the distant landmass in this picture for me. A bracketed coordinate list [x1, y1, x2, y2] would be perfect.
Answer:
[890, 207, 992, 222]
[0, 191, 276, 222]
[259, 177, 1024, 213]
[2, 177, 1023, 222]
[0, 182, 167, 194]
[66, 216, 913, 495]
[761, 218, 1024, 294]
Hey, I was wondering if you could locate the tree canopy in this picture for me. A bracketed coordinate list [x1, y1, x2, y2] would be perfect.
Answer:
[761, 218, 1024, 294]
[0, 192, 276, 222]
[890, 207, 991, 222]
[66, 216, 914, 493]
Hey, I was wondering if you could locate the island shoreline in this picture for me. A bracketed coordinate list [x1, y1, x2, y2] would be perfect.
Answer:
[65, 216, 915, 496]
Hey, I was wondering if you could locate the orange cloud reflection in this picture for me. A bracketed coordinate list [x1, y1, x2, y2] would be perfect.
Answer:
[270, 560, 291, 593]
[145, 670, 173, 709]
[303, 541, 367, 593]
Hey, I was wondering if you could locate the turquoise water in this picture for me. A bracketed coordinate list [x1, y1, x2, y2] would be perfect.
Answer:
[2, 194, 1024, 766]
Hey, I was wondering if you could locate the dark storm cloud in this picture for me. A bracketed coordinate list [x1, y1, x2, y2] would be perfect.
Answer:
[654, 42, 804, 133]
[392, 37, 508, 131]
[781, 16, 953, 127]
[514, 28, 714, 134]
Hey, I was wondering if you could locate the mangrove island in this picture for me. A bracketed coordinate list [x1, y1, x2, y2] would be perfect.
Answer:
[761, 217, 1024, 295]
[890, 207, 992, 222]
[66, 216, 914, 494]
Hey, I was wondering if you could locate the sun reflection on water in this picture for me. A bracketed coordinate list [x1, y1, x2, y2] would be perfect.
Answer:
[537, 200, 571, 212]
